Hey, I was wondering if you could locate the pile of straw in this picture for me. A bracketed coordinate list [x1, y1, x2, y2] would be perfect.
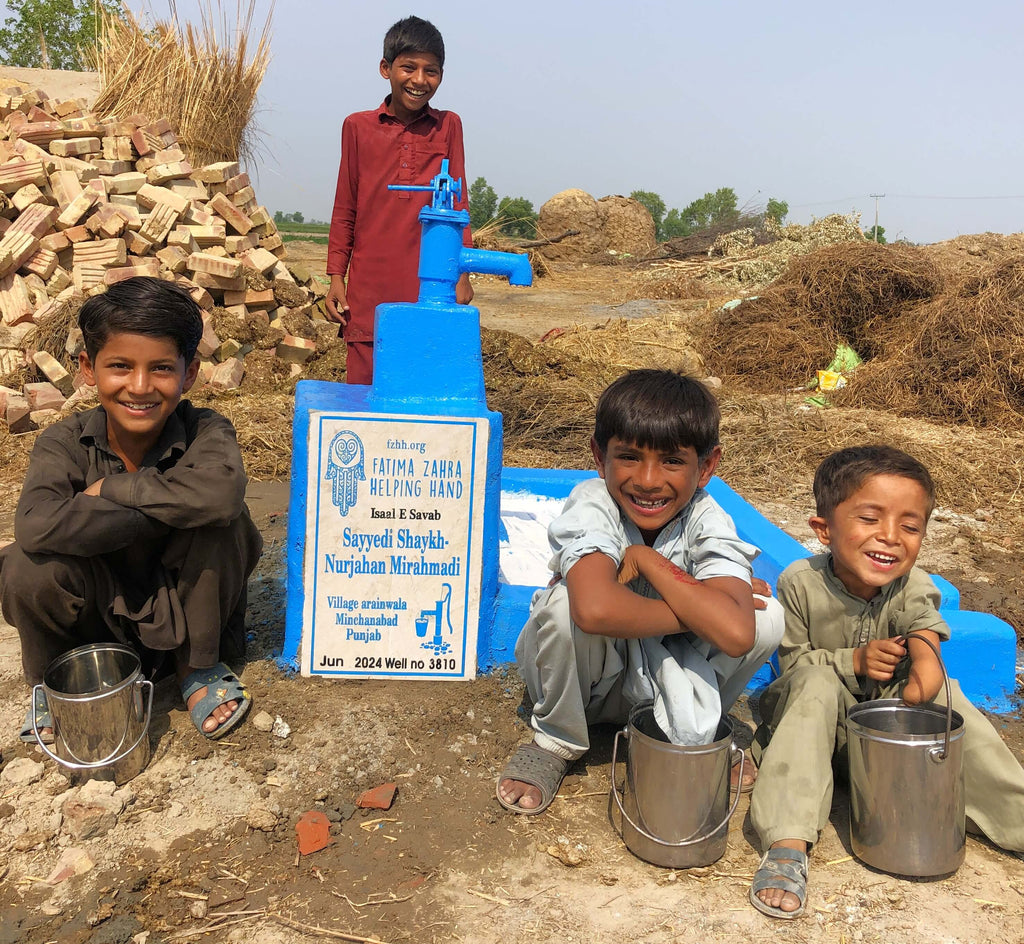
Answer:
[841, 256, 1024, 425]
[87, 1, 271, 167]
[695, 242, 943, 391]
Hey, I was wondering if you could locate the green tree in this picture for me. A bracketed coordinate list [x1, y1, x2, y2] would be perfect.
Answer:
[765, 197, 789, 224]
[864, 224, 887, 244]
[630, 189, 666, 239]
[468, 176, 497, 230]
[680, 187, 739, 233]
[661, 208, 688, 240]
[496, 196, 536, 239]
[0, 0, 122, 70]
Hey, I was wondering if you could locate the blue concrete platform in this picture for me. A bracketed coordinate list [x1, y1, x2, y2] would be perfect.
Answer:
[493, 467, 1019, 712]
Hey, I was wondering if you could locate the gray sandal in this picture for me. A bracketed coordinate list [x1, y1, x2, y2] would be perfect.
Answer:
[19, 688, 54, 744]
[750, 846, 808, 919]
[496, 742, 570, 815]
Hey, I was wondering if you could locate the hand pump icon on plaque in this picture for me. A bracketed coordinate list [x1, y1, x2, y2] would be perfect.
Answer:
[416, 584, 453, 654]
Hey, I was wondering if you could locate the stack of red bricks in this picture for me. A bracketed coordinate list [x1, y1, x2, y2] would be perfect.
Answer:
[0, 85, 329, 433]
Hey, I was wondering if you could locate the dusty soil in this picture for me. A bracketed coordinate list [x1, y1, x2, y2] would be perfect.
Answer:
[1, 243, 1022, 944]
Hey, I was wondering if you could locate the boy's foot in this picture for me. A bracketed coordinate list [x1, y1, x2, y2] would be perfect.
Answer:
[19, 689, 54, 744]
[731, 750, 757, 794]
[750, 840, 808, 919]
[496, 741, 570, 815]
[178, 663, 251, 740]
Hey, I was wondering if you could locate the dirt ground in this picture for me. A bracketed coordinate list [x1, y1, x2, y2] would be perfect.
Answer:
[1, 242, 1023, 944]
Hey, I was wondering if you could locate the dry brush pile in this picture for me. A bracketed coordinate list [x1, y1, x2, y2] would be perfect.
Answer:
[634, 213, 867, 299]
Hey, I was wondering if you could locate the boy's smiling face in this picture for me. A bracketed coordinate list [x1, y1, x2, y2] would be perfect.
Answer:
[79, 331, 198, 464]
[810, 473, 930, 601]
[380, 52, 442, 123]
[593, 436, 720, 544]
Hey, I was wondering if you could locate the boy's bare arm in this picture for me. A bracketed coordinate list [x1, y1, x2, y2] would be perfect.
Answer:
[618, 545, 755, 657]
[565, 552, 686, 639]
[902, 629, 944, 705]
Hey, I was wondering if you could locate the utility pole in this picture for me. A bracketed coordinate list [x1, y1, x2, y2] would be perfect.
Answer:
[869, 193, 885, 242]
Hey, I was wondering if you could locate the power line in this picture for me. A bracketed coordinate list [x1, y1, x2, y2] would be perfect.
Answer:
[790, 193, 1024, 209]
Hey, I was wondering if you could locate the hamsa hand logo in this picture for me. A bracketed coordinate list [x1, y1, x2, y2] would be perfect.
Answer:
[325, 430, 365, 516]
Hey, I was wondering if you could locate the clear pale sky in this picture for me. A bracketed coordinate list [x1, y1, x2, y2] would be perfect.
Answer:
[15, 1, 1024, 244]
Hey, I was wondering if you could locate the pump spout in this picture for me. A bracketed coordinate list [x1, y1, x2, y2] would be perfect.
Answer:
[459, 247, 533, 287]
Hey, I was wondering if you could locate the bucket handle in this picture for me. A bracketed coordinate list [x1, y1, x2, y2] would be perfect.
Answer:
[31, 680, 153, 772]
[902, 630, 953, 763]
[609, 727, 743, 849]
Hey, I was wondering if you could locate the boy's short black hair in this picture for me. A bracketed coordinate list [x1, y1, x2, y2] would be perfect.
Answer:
[593, 369, 720, 460]
[383, 15, 445, 67]
[78, 276, 203, 363]
[813, 445, 936, 519]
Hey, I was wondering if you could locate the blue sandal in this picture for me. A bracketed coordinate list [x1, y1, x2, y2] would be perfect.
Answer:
[19, 688, 54, 744]
[181, 664, 251, 740]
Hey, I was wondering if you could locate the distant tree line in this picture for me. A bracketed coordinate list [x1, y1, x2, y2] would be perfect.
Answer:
[0, 0, 123, 70]
[273, 211, 328, 226]
[630, 187, 789, 241]
[468, 178, 537, 239]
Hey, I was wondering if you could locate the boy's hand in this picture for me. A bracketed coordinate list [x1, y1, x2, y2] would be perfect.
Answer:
[325, 275, 350, 326]
[83, 478, 105, 497]
[854, 637, 906, 682]
[616, 545, 644, 585]
[752, 576, 773, 611]
[456, 272, 474, 305]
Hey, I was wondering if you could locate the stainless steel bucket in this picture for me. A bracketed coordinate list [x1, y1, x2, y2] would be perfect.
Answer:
[610, 701, 741, 868]
[32, 643, 153, 785]
[846, 633, 965, 877]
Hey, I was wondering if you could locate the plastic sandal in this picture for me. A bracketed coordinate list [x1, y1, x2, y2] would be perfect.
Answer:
[750, 846, 808, 919]
[181, 663, 251, 741]
[19, 688, 54, 744]
[496, 741, 570, 815]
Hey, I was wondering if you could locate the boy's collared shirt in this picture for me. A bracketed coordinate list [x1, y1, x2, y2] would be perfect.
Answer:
[549, 475, 757, 591]
[776, 554, 950, 695]
[15, 401, 248, 558]
[327, 99, 472, 343]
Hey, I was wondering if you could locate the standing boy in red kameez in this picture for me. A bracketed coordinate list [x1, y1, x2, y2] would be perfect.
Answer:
[325, 15, 474, 385]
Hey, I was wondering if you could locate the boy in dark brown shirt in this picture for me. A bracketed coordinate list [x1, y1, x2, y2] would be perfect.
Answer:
[0, 277, 262, 741]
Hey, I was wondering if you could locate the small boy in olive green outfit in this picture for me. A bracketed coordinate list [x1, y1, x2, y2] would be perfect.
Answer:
[749, 445, 1024, 919]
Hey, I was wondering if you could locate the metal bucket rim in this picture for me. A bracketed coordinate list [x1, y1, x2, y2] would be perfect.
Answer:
[43, 642, 142, 702]
[847, 698, 965, 745]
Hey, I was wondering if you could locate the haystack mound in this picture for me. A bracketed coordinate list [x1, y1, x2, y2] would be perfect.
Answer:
[695, 242, 943, 391]
[840, 255, 1024, 425]
[596, 195, 657, 258]
[537, 191, 657, 263]
[537, 189, 608, 261]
